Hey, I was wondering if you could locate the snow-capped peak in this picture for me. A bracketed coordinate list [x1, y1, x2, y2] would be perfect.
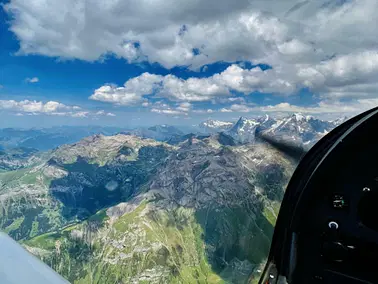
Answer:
[293, 113, 305, 121]
[331, 116, 349, 125]
[199, 120, 234, 134]
[199, 113, 347, 146]
[228, 117, 259, 142]
[201, 119, 233, 128]
[290, 113, 312, 121]
[234, 117, 258, 127]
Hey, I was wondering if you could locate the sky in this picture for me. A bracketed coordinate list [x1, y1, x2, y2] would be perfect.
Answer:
[1, 0, 378, 128]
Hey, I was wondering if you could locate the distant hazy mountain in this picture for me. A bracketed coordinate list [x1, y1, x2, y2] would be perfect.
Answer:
[199, 119, 234, 133]
[0, 126, 124, 151]
[125, 124, 185, 142]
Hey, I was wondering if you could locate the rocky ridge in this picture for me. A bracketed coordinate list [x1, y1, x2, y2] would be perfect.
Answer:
[0, 131, 295, 283]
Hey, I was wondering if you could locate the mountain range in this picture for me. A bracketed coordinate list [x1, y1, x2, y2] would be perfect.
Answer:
[0, 113, 347, 283]
[200, 114, 348, 148]
[0, 126, 124, 151]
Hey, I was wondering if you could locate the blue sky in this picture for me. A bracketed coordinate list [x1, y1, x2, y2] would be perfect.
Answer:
[1, 0, 378, 128]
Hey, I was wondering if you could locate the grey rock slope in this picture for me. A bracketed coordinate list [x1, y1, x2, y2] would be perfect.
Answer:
[0, 132, 295, 283]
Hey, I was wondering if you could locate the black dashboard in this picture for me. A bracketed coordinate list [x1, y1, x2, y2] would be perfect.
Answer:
[291, 112, 378, 283]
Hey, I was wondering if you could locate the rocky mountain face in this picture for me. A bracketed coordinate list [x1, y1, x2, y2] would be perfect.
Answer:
[0, 131, 295, 284]
[261, 114, 335, 148]
[199, 114, 345, 148]
[0, 147, 43, 171]
[227, 117, 260, 144]
[0, 134, 174, 239]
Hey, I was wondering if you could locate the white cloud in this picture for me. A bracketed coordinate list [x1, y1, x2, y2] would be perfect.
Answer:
[92, 64, 297, 106]
[107, 48, 378, 106]
[150, 101, 191, 115]
[176, 102, 192, 112]
[6, 0, 377, 69]
[0, 99, 114, 118]
[25, 77, 39, 83]
[91, 72, 231, 104]
[71, 111, 89, 118]
[192, 108, 215, 114]
[95, 110, 105, 115]
[159, 75, 230, 101]
[90, 73, 162, 105]
[0, 100, 72, 113]
[220, 108, 233, 113]
[4, 0, 252, 67]
[296, 50, 378, 93]
[6, 0, 378, 116]
[215, 65, 295, 95]
[95, 110, 116, 117]
[222, 97, 246, 103]
[230, 104, 255, 113]
[218, 99, 378, 117]
[150, 101, 219, 115]
[151, 108, 184, 115]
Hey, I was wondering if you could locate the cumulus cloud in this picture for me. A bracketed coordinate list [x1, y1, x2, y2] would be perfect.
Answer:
[159, 75, 230, 101]
[4, 0, 253, 67]
[6, 0, 377, 69]
[92, 49, 378, 113]
[192, 109, 214, 114]
[91, 73, 230, 104]
[151, 108, 183, 115]
[150, 101, 192, 116]
[176, 102, 192, 112]
[90, 73, 162, 105]
[229, 104, 256, 113]
[219, 99, 378, 117]
[91, 64, 295, 105]
[25, 77, 39, 83]
[150, 101, 221, 115]
[96, 110, 117, 117]
[220, 108, 233, 113]
[6, 0, 378, 115]
[0, 100, 72, 113]
[0, 99, 114, 118]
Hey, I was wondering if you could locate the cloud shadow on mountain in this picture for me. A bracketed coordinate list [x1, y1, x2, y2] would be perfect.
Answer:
[194, 201, 275, 283]
[49, 145, 170, 220]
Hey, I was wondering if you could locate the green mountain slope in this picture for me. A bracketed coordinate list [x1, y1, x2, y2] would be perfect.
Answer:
[1, 134, 295, 283]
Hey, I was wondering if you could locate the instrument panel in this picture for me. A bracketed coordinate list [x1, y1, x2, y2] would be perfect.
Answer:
[291, 117, 378, 283]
